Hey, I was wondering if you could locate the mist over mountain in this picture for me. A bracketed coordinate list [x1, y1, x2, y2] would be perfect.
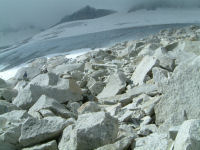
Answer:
[129, 0, 200, 12]
[56, 5, 116, 25]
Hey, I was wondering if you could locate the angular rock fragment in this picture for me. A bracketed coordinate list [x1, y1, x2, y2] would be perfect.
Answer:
[131, 56, 159, 85]
[58, 112, 118, 150]
[174, 119, 200, 150]
[97, 71, 127, 99]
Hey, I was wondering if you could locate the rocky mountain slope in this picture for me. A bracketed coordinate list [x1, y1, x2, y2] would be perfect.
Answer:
[56, 5, 115, 25]
[1, 25, 200, 150]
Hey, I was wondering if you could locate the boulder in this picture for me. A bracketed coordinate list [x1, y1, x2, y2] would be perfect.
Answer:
[0, 88, 18, 102]
[0, 100, 19, 115]
[0, 110, 30, 148]
[58, 112, 118, 150]
[174, 119, 200, 150]
[87, 77, 104, 96]
[22, 140, 58, 150]
[133, 133, 171, 150]
[28, 95, 75, 119]
[97, 71, 127, 99]
[0, 78, 8, 88]
[13, 78, 83, 109]
[50, 63, 84, 75]
[19, 117, 75, 147]
[95, 136, 135, 150]
[155, 56, 200, 131]
[78, 101, 101, 114]
[152, 67, 169, 84]
[99, 84, 158, 105]
[131, 56, 159, 85]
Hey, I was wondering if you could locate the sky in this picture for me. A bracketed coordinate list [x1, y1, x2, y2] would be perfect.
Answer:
[0, 0, 200, 30]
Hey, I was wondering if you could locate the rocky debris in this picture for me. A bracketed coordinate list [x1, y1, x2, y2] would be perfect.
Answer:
[131, 55, 159, 85]
[22, 140, 58, 150]
[58, 112, 118, 150]
[134, 133, 172, 150]
[97, 71, 127, 99]
[96, 136, 135, 150]
[19, 117, 75, 147]
[2, 25, 200, 149]
[173, 119, 200, 150]
[0, 100, 20, 115]
[77, 101, 101, 114]
[28, 95, 75, 119]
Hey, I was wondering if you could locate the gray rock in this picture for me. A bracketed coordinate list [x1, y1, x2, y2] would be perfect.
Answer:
[133, 133, 171, 150]
[59, 112, 118, 150]
[152, 67, 169, 84]
[0, 78, 8, 88]
[22, 140, 58, 150]
[131, 56, 159, 85]
[15, 66, 41, 80]
[118, 110, 133, 122]
[99, 84, 158, 106]
[174, 119, 200, 150]
[105, 103, 122, 117]
[0, 110, 30, 148]
[87, 77, 104, 96]
[19, 117, 74, 147]
[137, 124, 158, 136]
[28, 95, 75, 119]
[155, 56, 200, 131]
[95, 136, 135, 150]
[97, 71, 127, 99]
[0, 100, 19, 115]
[50, 63, 84, 75]
[12, 88, 38, 110]
[78, 101, 101, 114]
[0, 88, 18, 102]
[13, 78, 82, 109]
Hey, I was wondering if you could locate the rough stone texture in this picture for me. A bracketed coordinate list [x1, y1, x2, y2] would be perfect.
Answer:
[0, 110, 30, 148]
[0, 78, 8, 88]
[95, 136, 135, 150]
[0, 88, 18, 102]
[22, 140, 58, 150]
[0, 100, 19, 115]
[19, 117, 74, 147]
[152, 67, 169, 84]
[50, 63, 85, 75]
[97, 71, 127, 99]
[78, 101, 101, 114]
[12, 88, 38, 110]
[99, 84, 158, 106]
[13, 77, 82, 109]
[133, 133, 171, 150]
[131, 56, 159, 85]
[155, 56, 200, 131]
[174, 119, 200, 150]
[59, 112, 118, 150]
[28, 95, 75, 119]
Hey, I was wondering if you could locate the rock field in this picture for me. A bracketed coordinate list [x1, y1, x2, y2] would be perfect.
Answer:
[1, 25, 200, 150]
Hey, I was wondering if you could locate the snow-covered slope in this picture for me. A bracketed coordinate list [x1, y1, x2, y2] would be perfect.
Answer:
[32, 8, 200, 42]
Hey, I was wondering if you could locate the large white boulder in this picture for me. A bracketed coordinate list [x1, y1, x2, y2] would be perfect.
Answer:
[155, 56, 200, 131]
[58, 112, 118, 150]
[131, 56, 159, 85]
[28, 95, 75, 119]
[19, 117, 74, 147]
[174, 119, 200, 150]
[97, 71, 127, 99]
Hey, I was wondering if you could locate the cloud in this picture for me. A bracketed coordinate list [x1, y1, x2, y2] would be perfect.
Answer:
[0, 0, 199, 30]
